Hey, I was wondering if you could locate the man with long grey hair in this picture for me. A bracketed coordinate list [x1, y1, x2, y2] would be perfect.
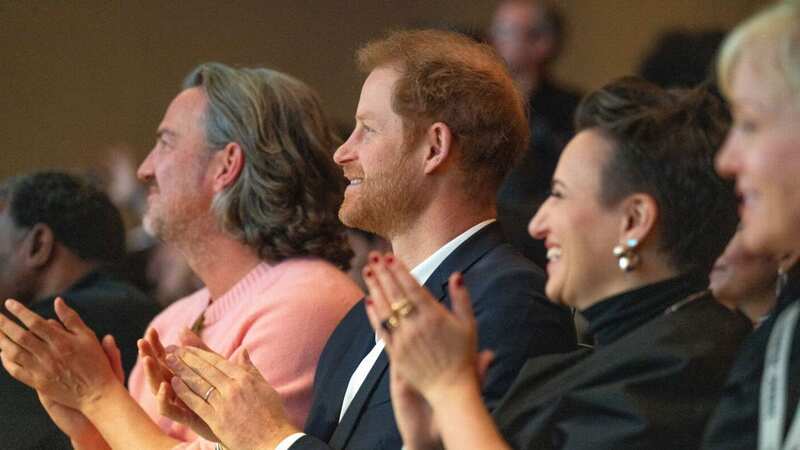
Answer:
[0, 63, 362, 449]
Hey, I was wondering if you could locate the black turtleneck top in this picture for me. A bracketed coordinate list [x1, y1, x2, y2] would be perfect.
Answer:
[582, 273, 709, 347]
[494, 272, 750, 450]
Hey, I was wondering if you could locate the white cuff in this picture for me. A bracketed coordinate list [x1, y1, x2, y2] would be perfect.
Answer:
[275, 432, 306, 450]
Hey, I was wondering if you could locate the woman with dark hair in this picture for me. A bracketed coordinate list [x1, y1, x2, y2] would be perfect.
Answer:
[360, 77, 751, 449]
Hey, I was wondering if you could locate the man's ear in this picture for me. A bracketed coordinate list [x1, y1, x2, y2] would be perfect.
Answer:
[24, 223, 55, 269]
[423, 122, 453, 175]
[212, 142, 245, 192]
[618, 193, 659, 244]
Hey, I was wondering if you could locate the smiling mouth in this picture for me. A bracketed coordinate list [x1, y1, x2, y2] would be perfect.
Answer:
[546, 247, 562, 262]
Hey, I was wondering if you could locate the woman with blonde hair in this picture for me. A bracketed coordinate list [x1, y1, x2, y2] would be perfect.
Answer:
[702, 2, 800, 448]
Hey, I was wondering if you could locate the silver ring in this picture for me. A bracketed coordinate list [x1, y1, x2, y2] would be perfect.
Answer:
[203, 386, 216, 401]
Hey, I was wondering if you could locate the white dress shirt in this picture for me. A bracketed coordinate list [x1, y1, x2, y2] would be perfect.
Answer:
[275, 219, 495, 450]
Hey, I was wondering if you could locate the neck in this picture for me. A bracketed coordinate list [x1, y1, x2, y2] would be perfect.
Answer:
[388, 200, 495, 269]
[513, 70, 542, 99]
[575, 253, 679, 311]
[34, 250, 98, 301]
[174, 232, 262, 300]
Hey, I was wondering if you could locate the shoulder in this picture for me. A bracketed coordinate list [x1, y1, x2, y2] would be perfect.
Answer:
[464, 242, 553, 313]
[148, 288, 209, 327]
[276, 258, 362, 292]
[467, 242, 545, 291]
[586, 296, 750, 380]
[662, 295, 752, 344]
[52, 272, 159, 324]
[249, 257, 362, 315]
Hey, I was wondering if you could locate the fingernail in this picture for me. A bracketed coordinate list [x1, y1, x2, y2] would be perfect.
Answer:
[370, 254, 380, 263]
[164, 345, 178, 353]
[165, 354, 178, 368]
[365, 297, 373, 306]
[455, 274, 464, 287]
[386, 255, 394, 265]
[365, 269, 373, 278]
[5, 299, 19, 310]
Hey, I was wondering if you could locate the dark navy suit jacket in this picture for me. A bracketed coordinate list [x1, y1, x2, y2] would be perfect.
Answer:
[292, 223, 576, 450]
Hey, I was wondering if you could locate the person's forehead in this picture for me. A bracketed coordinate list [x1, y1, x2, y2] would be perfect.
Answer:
[494, 2, 544, 27]
[356, 68, 400, 115]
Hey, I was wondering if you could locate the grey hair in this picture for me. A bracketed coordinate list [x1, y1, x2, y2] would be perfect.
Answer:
[182, 62, 352, 268]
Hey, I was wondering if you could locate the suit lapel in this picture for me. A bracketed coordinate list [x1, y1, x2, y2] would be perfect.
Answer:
[329, 349, 390, 448]
[328, 223, 505, 448]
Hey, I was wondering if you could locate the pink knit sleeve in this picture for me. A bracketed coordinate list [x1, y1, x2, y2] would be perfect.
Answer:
[230, 274, 361, 428]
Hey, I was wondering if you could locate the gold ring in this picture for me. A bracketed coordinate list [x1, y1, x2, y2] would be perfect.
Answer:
[390, 299, 415, 317]
[203, 386, 216, 402]
[381, 313, 401, 333]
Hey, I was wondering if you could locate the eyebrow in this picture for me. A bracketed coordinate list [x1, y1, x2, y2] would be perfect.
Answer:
[156, 129, 178, 139]
[355, 112, 378, 122]
[731, 96, 772, 114]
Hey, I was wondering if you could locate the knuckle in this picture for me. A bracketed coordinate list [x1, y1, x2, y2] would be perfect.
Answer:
[27, 317, 47, 333]
[16, 331, 37, 348]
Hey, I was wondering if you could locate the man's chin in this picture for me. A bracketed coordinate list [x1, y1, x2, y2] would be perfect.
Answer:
[339, 207, 383, 236]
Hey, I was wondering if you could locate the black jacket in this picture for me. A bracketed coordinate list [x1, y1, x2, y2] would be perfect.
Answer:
[0, 270, 159, 449]
[493, 275, 751, 450]
[293, 223, 576, 450]
[702, 266, 800, 450]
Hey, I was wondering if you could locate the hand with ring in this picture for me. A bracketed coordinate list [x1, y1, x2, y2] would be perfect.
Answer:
[165, 346, 299, 450]
[363, 252, 485, 399]
[141, 327, 219, 442]
[362, 252, 496, 450]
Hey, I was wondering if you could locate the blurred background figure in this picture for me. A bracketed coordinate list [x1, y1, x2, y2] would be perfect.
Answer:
[639, 29, 727, 89]
[489, 0, 580, 145]
[710, 228, 778, 327]
[0, 171, 158, 449]
[489, 0, 581, 270]
[103, 146, 202, 307]
[346, 228, 391, 292]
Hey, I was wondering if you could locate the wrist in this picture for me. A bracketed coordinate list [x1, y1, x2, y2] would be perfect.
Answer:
[423, 370, 481, 408]
[80, 378, 127, 420]
[256, 424, 300, 450]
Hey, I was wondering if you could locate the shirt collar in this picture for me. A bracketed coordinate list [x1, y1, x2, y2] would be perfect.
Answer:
[408, 218, 496, 285]
[374, 218, 495, 344]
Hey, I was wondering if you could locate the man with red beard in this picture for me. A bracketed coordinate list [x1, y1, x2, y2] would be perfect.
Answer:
[161, 29, 577, 450]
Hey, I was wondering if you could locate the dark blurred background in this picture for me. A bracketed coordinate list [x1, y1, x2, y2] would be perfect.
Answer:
[0, 0, 770, 179]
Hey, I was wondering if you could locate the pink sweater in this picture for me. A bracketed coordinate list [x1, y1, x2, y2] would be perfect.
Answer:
[127, 257, 362, 449]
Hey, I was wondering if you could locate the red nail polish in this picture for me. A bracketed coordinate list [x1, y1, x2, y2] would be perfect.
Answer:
[386, 255, 394, 264]
[365, 297, 373, 305]
[455, 275, 464, 287]
[371, 254, 380, 263]
[365, 269, 373, 278]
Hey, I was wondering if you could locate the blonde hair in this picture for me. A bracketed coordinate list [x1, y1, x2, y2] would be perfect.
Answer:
[717, 0, 800, 103]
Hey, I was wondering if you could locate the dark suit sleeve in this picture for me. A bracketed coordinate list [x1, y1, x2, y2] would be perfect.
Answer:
[465, 250, 576, 411]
